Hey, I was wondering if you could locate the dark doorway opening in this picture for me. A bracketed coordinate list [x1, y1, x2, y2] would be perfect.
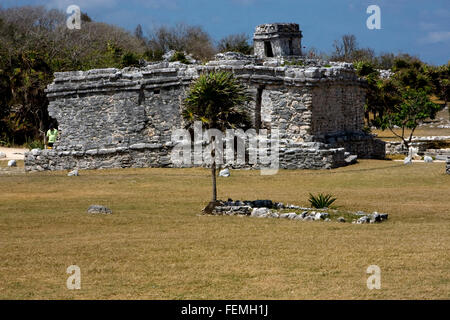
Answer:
[255, 85, 264, 132]
[288, 39, 293, 55]
[264, 41, 274, 57]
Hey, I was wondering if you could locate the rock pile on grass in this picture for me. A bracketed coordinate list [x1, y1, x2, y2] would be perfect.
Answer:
[209, 199, 389, 224]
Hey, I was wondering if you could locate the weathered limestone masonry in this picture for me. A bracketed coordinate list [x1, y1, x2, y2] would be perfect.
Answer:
[25, 57, 384, 172]
[25, 23, 385, 172]
[447, 157, 450, 174]
[385, 136, 450, 160]
[253, 23, 302, 58]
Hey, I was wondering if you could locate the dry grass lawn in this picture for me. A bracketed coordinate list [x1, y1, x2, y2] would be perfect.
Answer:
[0, 160, 449, 299]
[372, 127, 450, 141]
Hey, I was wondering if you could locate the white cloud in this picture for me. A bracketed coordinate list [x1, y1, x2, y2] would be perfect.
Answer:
[420, 31, 450, 44]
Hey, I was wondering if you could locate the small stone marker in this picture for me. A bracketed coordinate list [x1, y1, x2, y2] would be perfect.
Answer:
[68, 169, 79, 176]
[423, 156, 433, 163]
[87, 205, 112, 215]
[219, 168, 230, 177]
[0, 152, 6, 159]
[7, 160, 17, 167]
[403, 156, 412, 165]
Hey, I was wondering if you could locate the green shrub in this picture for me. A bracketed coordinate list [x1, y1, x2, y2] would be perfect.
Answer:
[121, 52, 140, 68]
[0, 135, 13, 147]
[25, 139, 44, 150]
[362, 126, 372, 134]
[282, 60, 304, 67]
[308, 193, 337, 209]
[169, 51, 190, 64]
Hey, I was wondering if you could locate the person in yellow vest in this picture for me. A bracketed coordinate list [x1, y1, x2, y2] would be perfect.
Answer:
[46, 124, 58, 149]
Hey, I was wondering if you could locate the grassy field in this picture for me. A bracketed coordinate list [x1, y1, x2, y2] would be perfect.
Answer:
[0, 160, 449, 299]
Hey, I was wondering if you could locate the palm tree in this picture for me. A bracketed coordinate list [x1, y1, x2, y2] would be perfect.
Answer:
[183, 71, 252, 211]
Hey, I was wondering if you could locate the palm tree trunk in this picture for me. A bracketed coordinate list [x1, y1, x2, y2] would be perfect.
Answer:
[211, 158, 217, 202]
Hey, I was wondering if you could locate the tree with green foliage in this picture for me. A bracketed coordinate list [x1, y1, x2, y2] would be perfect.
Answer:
[377, 88, 441, 148]
[426, 61, 450, 107]
[355, 55, 446, 149]
[182, 72, 252, 208]
[148, 23, 216, 62]
[0, 6, 152, 145]
[217, 33, 253, 55]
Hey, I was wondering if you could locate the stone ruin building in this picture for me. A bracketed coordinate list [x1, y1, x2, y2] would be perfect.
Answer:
[253, 23, 303, 58]
[24, 23, 385, 172]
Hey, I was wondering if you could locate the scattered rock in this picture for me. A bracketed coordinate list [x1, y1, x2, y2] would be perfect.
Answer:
[251, 200, 274, 208]
[68, 169, 79, 176]
[0, 152, 6, 159]
[206, 199, 390, 224]
[219, 168, 230, 177]
[404, 157, 412, 165]
[274, 202, 285, 209]
[424, 156, 433, 163]
[202, 201, 222, 214]
[314, 212, 329, 220]
[269, 212, 280, 219]
[287, 213, 298, 220]
[162, 50, 176, 61]
[87, 205, 112, 215]
[162, 50, 197, 64]
[356, 216, 370, 224]
[345, 154, 358, 164]
[7, 160, 17, 167]
[213, 205, 252, 215]
[251, 207, 270, 217]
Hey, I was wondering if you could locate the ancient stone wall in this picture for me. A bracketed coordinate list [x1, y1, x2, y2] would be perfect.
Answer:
[447, 157, 450, 174]
[25, 56, 385, 172]
[385, 136, 450, 160]
[253, 23, 302, 58]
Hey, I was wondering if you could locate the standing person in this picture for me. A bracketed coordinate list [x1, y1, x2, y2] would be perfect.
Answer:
[46, 124, 58, 149]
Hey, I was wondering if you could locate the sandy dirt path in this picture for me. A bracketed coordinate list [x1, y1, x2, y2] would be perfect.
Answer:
[0, 147, 28, 161]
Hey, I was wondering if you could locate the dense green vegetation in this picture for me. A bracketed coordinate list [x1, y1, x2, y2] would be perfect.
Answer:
[353, 55, 449, 144]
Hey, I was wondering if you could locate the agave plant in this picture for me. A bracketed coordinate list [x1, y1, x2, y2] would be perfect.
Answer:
[308, 193, 337, 209]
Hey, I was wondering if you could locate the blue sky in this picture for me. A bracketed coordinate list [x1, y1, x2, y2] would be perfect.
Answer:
[2, 0, 449, 65]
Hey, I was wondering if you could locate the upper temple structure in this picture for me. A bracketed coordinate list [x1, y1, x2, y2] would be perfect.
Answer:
[24, 23, 386, 172]
[253, 23, 303, 58]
